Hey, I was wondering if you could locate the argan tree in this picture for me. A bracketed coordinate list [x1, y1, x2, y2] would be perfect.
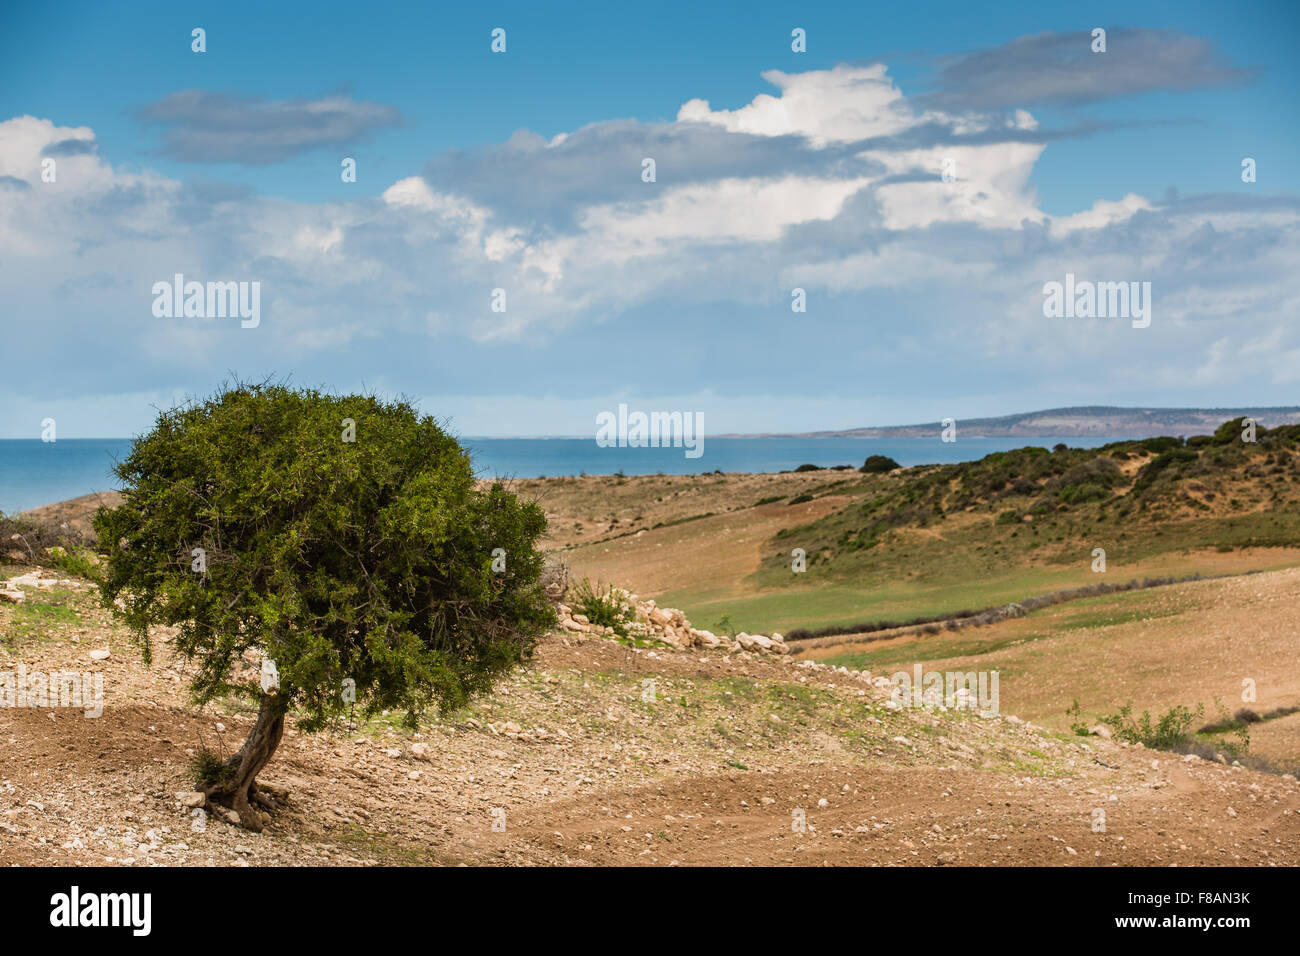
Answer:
[95, 384, 555, 830]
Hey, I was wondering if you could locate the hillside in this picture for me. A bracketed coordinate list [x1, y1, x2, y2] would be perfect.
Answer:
[739, 405, 1300, 439]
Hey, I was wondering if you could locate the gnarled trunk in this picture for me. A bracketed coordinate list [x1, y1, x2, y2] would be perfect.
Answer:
[202, 694, 288, 831]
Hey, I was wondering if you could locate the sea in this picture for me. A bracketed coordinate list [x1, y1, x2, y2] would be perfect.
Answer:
[0, 435, 1119, 515]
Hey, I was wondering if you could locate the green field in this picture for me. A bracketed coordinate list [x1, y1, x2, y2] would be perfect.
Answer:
[661, 425, 1300, 635]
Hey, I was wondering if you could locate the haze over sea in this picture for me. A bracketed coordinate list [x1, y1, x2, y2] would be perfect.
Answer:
[0, 435, 1119, 514]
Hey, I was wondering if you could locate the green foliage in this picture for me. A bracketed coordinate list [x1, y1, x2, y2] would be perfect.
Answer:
[859, 455, 901, 474]
[571, 578, 634, 637]
[788, 493, 814, 505]
[1130, 447, 1198, 496]
[191, 748, 236, 788]
[1140, 436, 1184, 455]
[1100, 700, 1203, 751]
[1065, 699, 1091, 737]
[47, 546, 103, 583]
[1213, 417, 1252, 444]
[1049, 457, 1124, 505]
[94, 383, 555, 731]
[793, 464, 823, 473]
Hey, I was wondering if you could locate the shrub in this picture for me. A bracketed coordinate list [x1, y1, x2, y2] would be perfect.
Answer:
[794, 463, 823, 472]
[0, 513, 94, 566]
[859, 455, 901, 474]
[1140, 436, 1184, 455]
[1100, 701, 1203, 751]
[47, 546, 103, 582]
[94, 383, 554, 829]
[570, 578, 634, 637]
[1213, 416, 1256, 445]
[788, 494, 814, 505]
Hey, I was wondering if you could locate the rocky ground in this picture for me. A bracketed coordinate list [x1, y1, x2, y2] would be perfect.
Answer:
[2, 565, 1297, 867]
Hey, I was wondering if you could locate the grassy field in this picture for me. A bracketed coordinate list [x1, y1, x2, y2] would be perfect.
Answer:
[641, 425, 1300, 634]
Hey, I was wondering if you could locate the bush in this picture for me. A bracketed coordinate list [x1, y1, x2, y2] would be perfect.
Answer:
[793, 463, 823, 472]
[788, 494, 813, 505]
[46, 546, 103, 582]
[1100, 701, 1203, 751]
[860, 455, 901, 474]
[1131, 447, 1198, 495]
[570, 578, 634, 637]
[1213, 416, 1256, 445]
[94, 383, 554, 829]
[0, 513, 94, 566]
[1140, 436, 1184, 455]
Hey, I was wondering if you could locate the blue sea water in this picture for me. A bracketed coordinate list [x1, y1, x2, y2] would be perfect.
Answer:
[0, 435, 1119, 514]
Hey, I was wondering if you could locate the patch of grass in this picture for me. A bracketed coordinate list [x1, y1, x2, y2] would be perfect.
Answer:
[46, 547, 103, 583]
[3, 589, 81, 647]
[332, 822, 450, 865]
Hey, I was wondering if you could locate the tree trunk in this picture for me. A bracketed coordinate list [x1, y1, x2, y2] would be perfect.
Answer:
[202, 694, 288, 831]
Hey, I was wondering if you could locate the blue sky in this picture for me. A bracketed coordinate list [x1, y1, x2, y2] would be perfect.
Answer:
[1, 0, 1297, 437]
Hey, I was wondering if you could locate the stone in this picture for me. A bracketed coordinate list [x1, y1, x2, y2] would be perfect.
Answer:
[89, 648, 111, 661]
[0, 589, 24, 605]
[175, 791, 205, 808]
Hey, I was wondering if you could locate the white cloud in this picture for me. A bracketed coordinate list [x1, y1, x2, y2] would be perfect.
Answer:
[1, 54, 1297, 437]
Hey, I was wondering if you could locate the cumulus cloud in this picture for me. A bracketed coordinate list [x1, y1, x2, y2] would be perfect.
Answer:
[0, 34, 1295, 436]
[137, 90, 402, 164]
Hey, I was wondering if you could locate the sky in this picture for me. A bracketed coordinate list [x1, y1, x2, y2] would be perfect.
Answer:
[1, 0, 1297, 438]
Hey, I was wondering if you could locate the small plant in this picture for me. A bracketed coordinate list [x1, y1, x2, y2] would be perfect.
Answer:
[1100, 700, 1204, 751]
[713, 614, 737, 639]
[190, 747, 236, 789]
[1066, 698, 1091, 737]
[46, 546, 103, 583]
[571, 578, 635, 637]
